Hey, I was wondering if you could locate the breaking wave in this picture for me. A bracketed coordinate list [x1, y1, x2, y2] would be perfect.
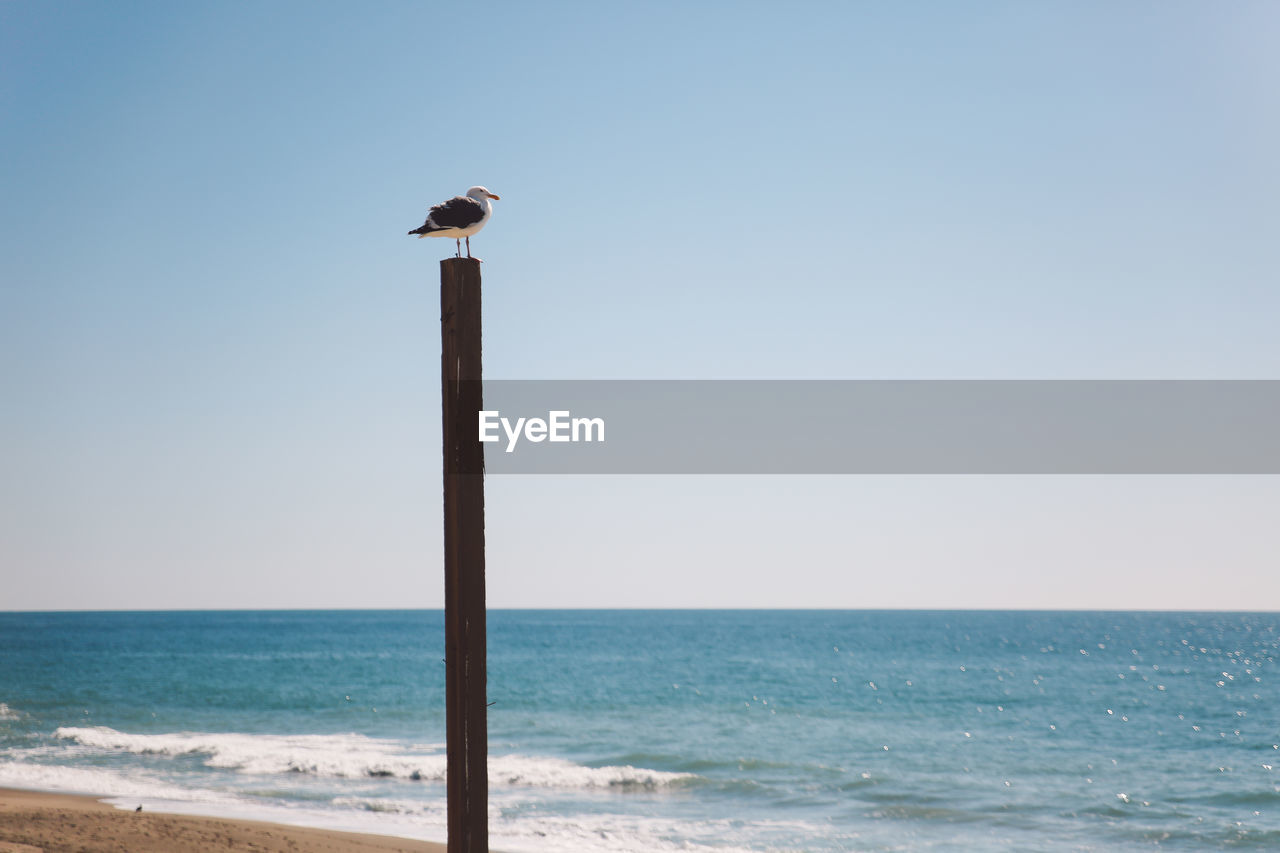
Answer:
[51, 726, 693, 790]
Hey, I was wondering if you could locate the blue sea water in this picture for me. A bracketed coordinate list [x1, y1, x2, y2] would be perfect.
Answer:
[1, 610, 1278, 851]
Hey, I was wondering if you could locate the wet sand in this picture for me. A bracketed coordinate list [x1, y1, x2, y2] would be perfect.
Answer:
[0, 788, 448, 853]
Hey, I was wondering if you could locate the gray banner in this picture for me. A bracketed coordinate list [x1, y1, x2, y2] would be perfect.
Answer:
[474, 381, 1280, 474]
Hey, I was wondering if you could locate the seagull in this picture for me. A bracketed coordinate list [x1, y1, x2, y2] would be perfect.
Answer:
[408, 186, 500, 259]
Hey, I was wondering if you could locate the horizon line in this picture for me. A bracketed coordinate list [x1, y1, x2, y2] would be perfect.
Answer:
[3, 606, 1277, 615]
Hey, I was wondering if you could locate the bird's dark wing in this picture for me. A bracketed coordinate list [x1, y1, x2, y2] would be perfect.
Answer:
[410, 195, 485, 235]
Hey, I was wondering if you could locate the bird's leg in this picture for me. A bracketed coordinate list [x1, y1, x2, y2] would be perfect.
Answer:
[455, 239, 462, 258]
[465, 236, 472, 258]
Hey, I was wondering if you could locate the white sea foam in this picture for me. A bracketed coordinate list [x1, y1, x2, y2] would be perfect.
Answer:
[0, 703, 20, 721]
[489, 754, 691, 790]
[117, 791, 763, 853]
[0, 760, 738, 853]
[50, 727, 693, 790]
[6, 729, 787, 853]
[489, 813, 767, 853]
[0, 760, 227, 804]
[107, 790, 760, 853]
[53, 727, 439, 779]
[0, 755, 767, 853]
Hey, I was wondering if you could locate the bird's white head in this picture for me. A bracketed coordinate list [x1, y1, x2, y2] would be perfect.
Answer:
[466, 186, 500, 201]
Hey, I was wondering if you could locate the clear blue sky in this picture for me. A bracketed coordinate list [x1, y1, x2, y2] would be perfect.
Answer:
[3, 2, 1278, 610]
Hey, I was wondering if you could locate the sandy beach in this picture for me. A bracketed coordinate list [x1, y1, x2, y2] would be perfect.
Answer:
[0, 788, 446, 853]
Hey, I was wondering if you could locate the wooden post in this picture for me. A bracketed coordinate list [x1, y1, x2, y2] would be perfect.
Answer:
[440, 257, 487, 853]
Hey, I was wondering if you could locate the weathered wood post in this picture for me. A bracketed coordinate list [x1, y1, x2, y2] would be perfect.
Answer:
[440, 257, 487, 852]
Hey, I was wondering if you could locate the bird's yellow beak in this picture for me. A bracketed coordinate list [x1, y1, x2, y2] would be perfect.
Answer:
[488, 193, 501, 200]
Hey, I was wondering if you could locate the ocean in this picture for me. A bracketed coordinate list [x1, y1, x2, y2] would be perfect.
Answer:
[1, 610, 1277, 851]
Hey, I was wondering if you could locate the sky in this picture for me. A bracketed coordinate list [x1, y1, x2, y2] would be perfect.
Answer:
[2, 1, 1278, 611]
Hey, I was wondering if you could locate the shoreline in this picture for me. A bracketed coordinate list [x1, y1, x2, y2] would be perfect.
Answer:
[0, 787, 449, 853]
